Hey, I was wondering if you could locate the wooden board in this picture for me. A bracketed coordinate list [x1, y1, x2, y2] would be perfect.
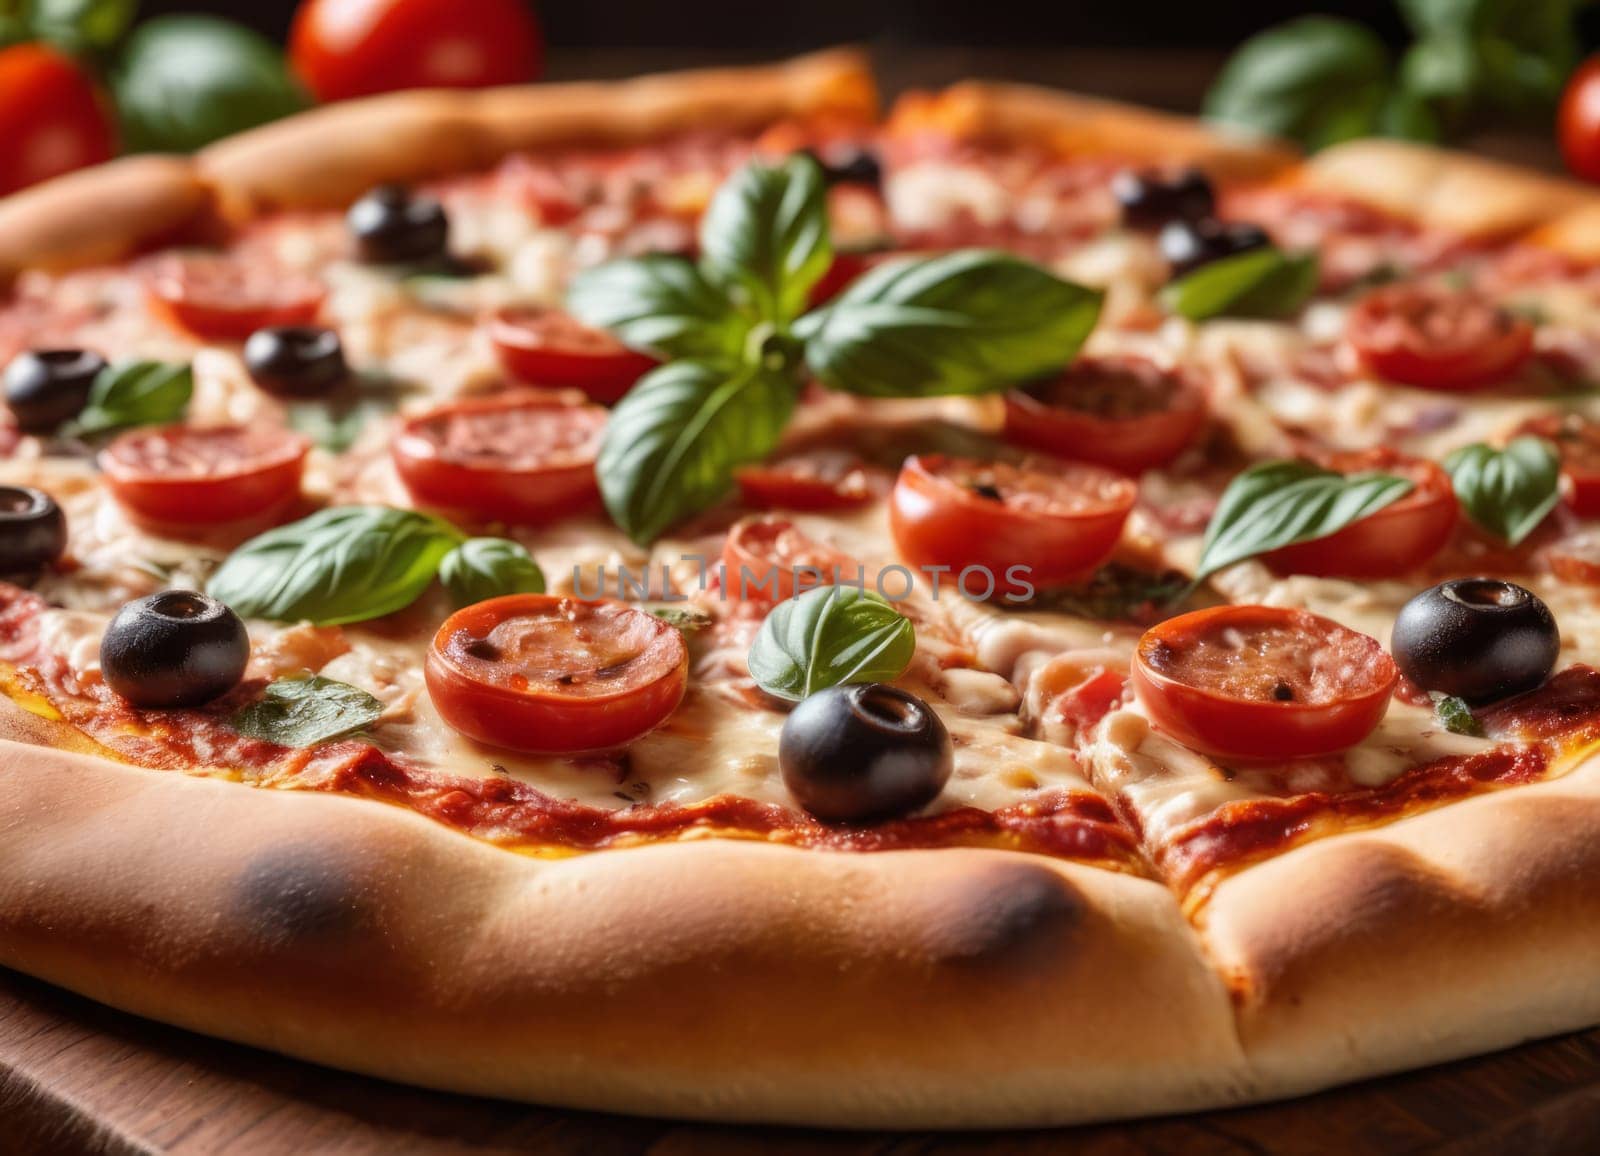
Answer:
[3, 966, 1600, 1155]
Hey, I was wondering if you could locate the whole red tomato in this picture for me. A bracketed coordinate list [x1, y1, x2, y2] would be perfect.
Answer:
[1560, 55, 1600, 183]
[290, 0, 543, 102]
[0, 43, 115, 196]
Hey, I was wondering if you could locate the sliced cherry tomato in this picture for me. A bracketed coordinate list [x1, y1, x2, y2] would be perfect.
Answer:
[1561, 56, 1600, 184]
[720, 516, 855, 603]
[734, 450, 888, 512]
[1002, 356, 1207, 473]
[486, 308, 657, 404]
[889, 455, 1136, 597]
[1516, 413, 1600, 517]
[391, 391, 605, 525]
[1131, 605, 1397, 760]
[426, 594, 687, 754]
[99, 425, 309, 530]
[1346, 283, 1533, 391]
[0, 44, 115, 196]
[145, 254, 326, 341]
[1260, 449, 1456, 579]
[290, 0, 543, 102]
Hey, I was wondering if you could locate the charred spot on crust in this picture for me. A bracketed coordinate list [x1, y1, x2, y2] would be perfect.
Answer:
[917, 862, 1084, 970]
[233, 847, 367, 949]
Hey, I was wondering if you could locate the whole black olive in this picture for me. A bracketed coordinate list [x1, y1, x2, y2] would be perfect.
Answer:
[804, 146, 882, 188]
[779, 683, 953, 823]
[100, 590, 250, 709]
[1392, 578, 1559, 705]
[1159, 219, 1272, 279]
[1112, 168, 1216, 230]
[0, 486, 66, 573]
[4, 349, 106, 433]
[347, 185, 450, 265]
[244, 326, 349, 397]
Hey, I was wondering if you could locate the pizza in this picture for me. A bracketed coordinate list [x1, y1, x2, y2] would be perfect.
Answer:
[4, 48, 1600, 1129]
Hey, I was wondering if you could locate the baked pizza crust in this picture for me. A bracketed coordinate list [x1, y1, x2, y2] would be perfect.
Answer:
[5, 53, 1600, 1128]
[1296, 139, 1600, 239]
[886, 81, 1300, 182]
[198, 48, 878, 219]
[0, 706, 1248, 1129]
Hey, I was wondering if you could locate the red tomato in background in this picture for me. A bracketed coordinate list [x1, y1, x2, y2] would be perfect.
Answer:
[1561, 56, 1600, 183]
[0, 43, 115, 196]
[290, 0, 543, 102]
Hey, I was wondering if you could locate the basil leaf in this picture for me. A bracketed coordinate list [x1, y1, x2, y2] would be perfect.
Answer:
[231, 676, 384, 749]
[795, 251, 1103, 398]
[1444, 436, 1561, 546]
[1161, 248, 1320, 321]
[208, 506, 463, 625]
[1203, 17, 1396, 149]
[1195, 460, 1415, 582]
[597, 359, 797, 544]
[439, 538, 545, 608]
[27, 0, 136, 52]
[699, 155, 831, 325]
[1431, 692, 1484, 738]
[747, 585, 916, 702]
[67, 360, 193, 436]
[567, 255, 750, 361]
[648, 605, 713, 633]
[114, 16, 309, 153]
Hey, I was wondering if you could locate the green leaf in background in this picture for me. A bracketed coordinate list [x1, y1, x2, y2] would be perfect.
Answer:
[1160, 248, 1320, 321]
[1194, 459, 1416, 583]
[698, 154, 832, 326]
[231, 676, 384, 749]
[747, 585, 916, 702]
[25, 0, 135, 53]
[794, 251, 1103, 398]
[568, 255, 751, 361]
[67, 359, 192, 436]
[1203, 17, 1400, 149]
[1444, 436, 1562, 545]
[1398, 0, 1582, 116]
[208, 506, 464, 626]
[595, 359, 797, 545]
[114, 15, 309, 153]
[439, 538, 546, 608]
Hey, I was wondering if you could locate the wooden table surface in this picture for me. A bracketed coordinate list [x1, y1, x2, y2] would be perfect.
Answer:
[2, 44, 1594, 1155]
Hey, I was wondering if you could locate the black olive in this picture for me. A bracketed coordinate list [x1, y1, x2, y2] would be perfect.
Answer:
[4, 349, 106, 433]
[1159, 219, 1272, 279]
[1112, 168, 1216, 230]
[243, 326, 349, 397]
[99, 590, 249, 709]
[347, 185, 450, 265]
[0, 486, 66, 573]
[803, 146, 882, 188]
[1391, 578, 1559, 705]
[779, 683, 953, 822]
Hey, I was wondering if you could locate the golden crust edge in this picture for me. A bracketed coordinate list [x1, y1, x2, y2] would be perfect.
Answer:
[0, 711, 1250, 1130]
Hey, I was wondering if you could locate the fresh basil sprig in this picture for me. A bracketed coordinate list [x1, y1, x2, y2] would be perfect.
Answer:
[1444, 436, 1561, 546]
[795, 251, 1104, 397]
[231, 675, 384, 748]
[568, 255, 753, 361]
[1161, 248, 1320, 322]
[208, 506, 463, 625]
[597, 359, 798, 545]
[747, 585, 916, 702]
[1194, 460, 1415, 583]
[698, 153, 832, 325]
[67, 360, 193, 437]
[439, 537, 545, 608]
[571, 158, 1102, 544]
